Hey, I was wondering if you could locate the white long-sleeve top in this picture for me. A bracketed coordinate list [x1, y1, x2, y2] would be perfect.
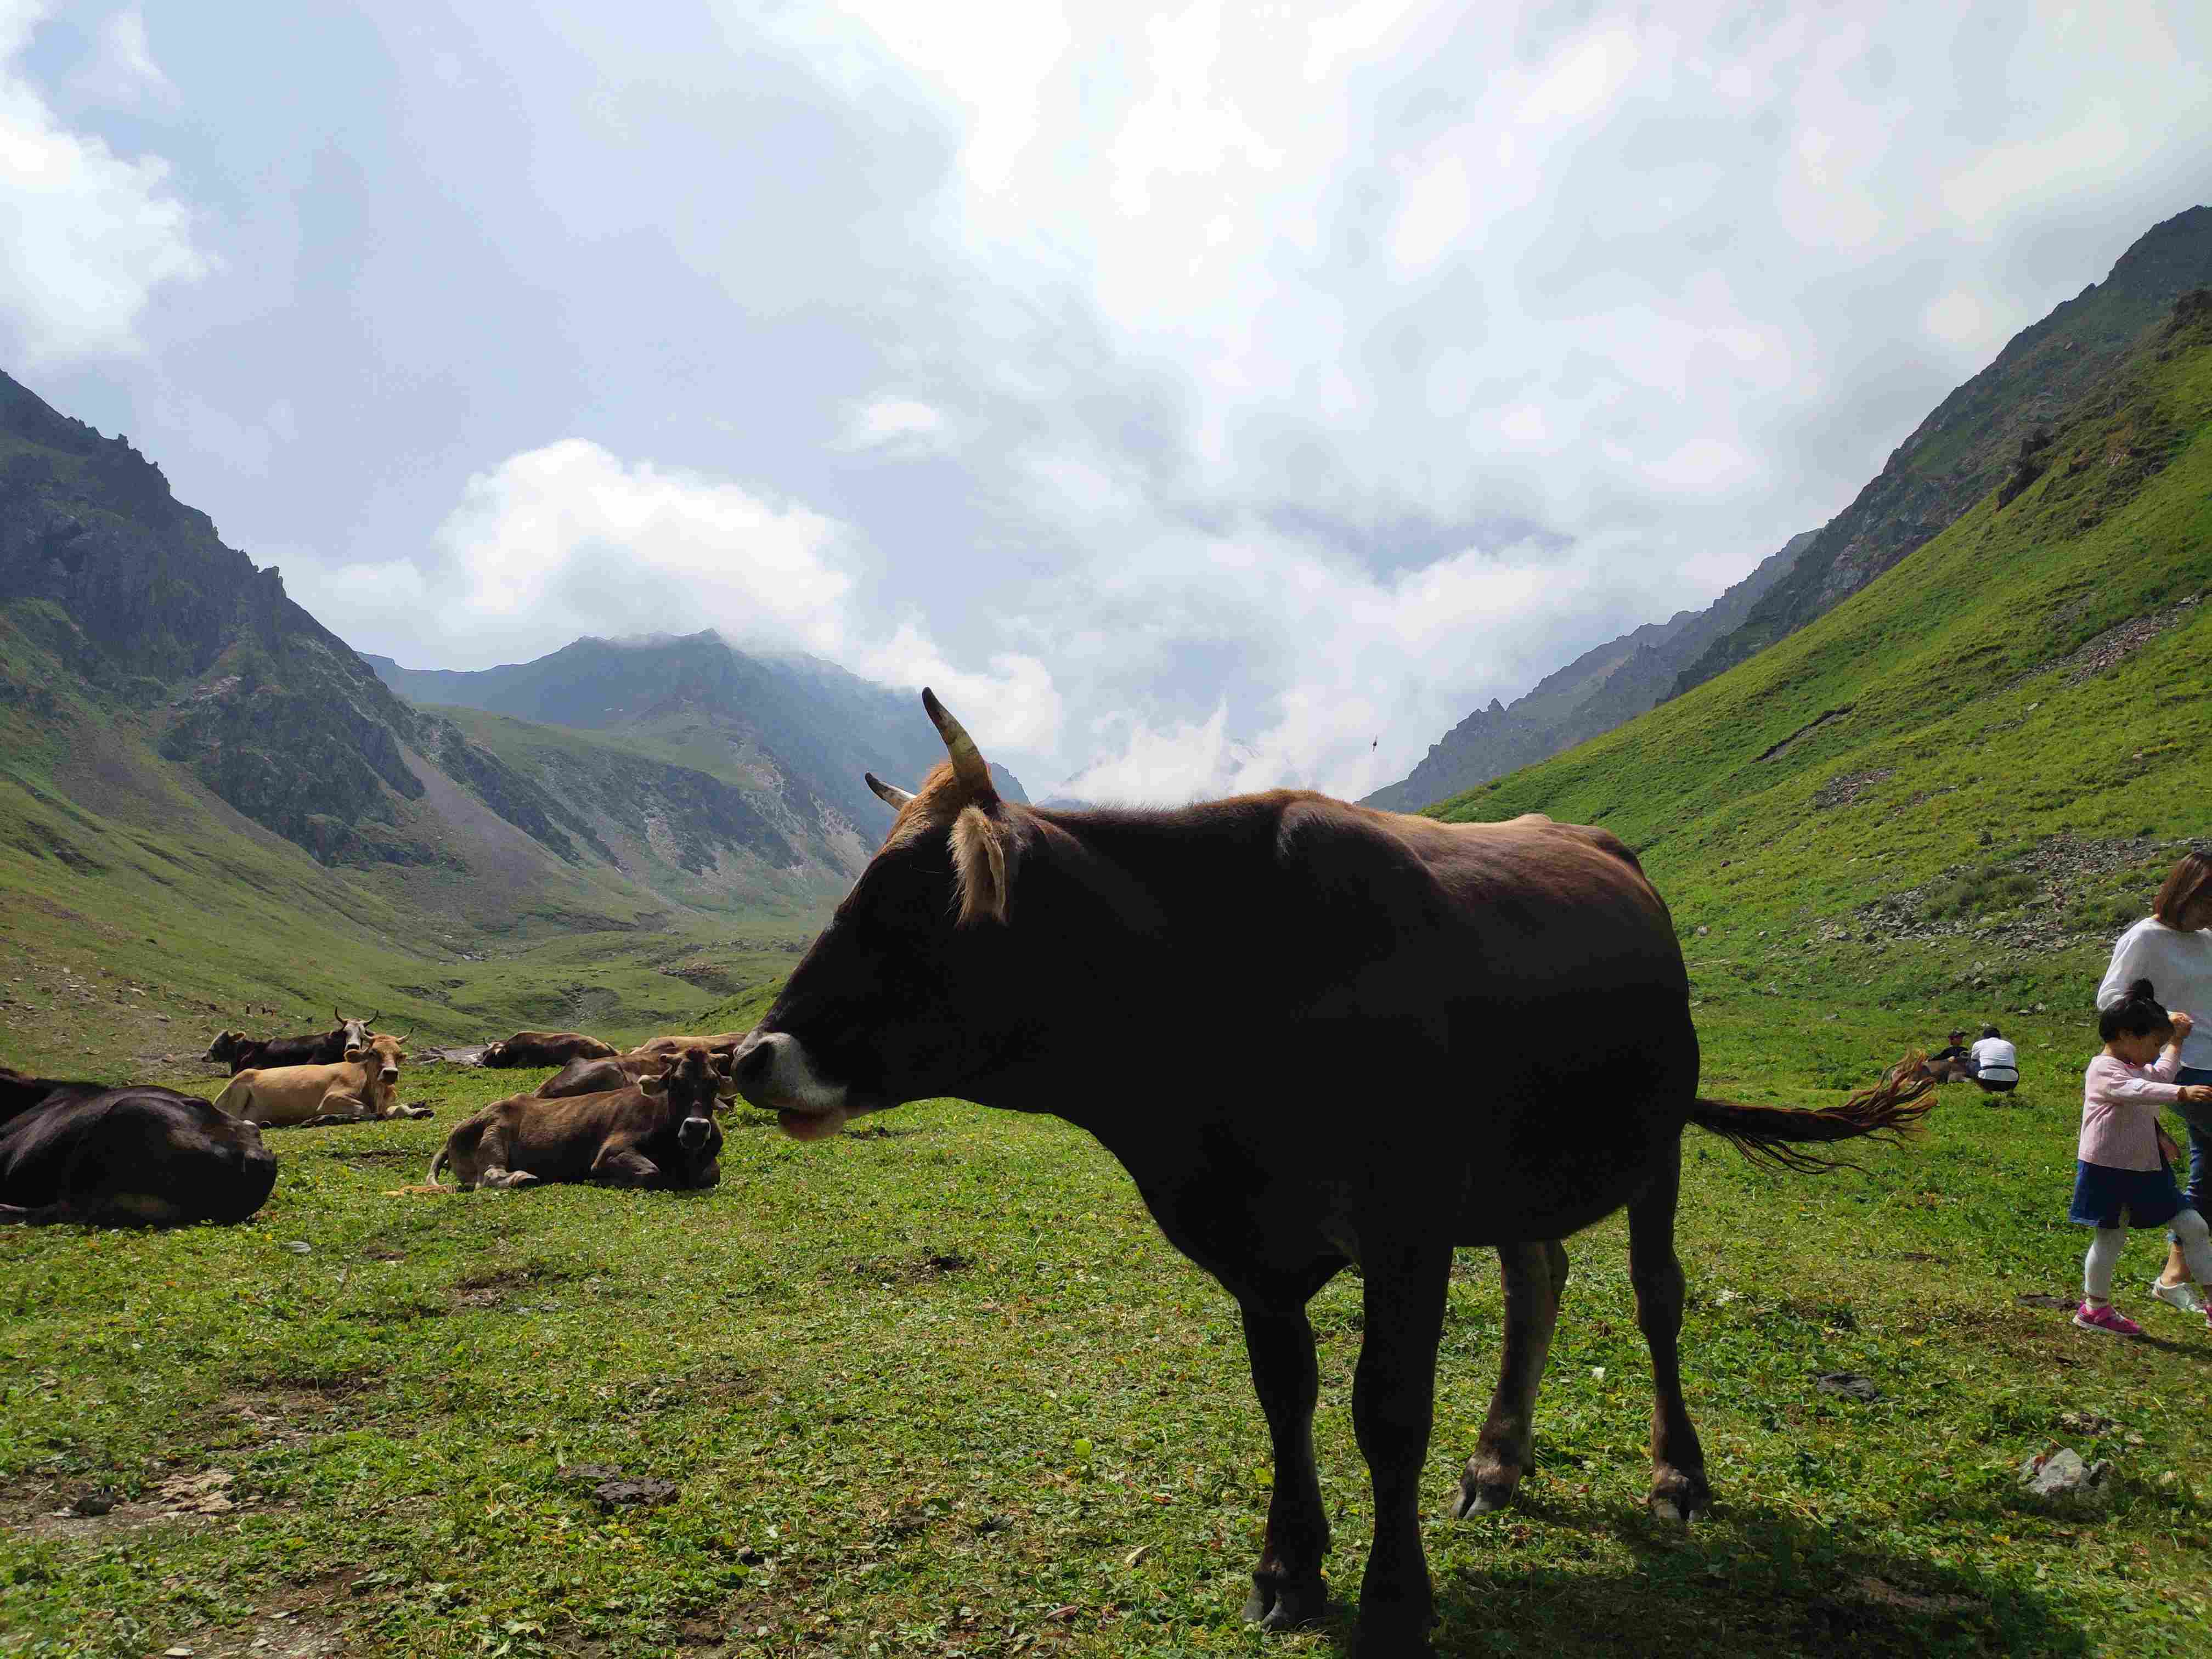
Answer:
[2079, 1050, 2187, 1170]
[2097, 917, 2212, 1071]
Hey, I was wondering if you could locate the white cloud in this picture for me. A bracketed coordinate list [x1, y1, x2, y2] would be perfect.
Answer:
[837, 394, 950, 453]
[75, 8, 176, 106]
[303, 439, 1064, 759]
[0, 1, 208, 363]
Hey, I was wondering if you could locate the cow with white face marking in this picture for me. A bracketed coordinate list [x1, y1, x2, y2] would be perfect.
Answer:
[204, 1009, 380, 1075]
[429, 1045, 726, 1192]
[733, 691, 1933, 1657]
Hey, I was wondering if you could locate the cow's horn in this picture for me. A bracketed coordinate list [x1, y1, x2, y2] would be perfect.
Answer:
[865, 772, 915, 809]
[922, 687, 995, 799]
[392, 1030, 412, 1045]
[364, 1009, 381, 1026]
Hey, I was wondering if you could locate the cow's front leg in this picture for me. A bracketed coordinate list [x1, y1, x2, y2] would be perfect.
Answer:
[1238, 1302, 1328, 1630]
[1455, 1239, 1569, 1516]
[590, 1145, 663, 1187]
[1353, 1237, 1452, 1658]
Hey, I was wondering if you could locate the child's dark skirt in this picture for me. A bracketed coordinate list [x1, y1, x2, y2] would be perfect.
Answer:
[2070, 1159, 2188, 1229]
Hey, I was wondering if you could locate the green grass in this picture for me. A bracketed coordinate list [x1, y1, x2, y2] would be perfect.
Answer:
[3, 1054, 2208, 1657]
[9, 275, 2212, 1659]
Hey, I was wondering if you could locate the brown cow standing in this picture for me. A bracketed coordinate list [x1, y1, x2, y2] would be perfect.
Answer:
[430, 1046, 726, 1190]
[481, 1031, 620, 1069]
[215, 1034, 427, 1126]
[732, 691, 1932, 1657]
[2, 1068, 277, 1226]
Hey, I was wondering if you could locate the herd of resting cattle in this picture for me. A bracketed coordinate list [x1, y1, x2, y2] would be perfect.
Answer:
[0, 1013, 752, 1226]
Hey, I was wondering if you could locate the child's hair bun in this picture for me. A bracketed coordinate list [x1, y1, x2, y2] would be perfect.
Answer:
[2128, 977, 2158, 1001]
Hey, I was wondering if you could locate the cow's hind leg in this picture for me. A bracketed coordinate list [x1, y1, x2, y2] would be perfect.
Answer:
[1238, 1301, 1329, 1630]
[1454, 1238, 1569, 1516]
[1352, 1237, 1453, 1658]
[1629, 1150, 1709, 1523]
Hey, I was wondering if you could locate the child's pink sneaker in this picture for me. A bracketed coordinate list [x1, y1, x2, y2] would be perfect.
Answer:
[2073, 1301, 2143, 1336]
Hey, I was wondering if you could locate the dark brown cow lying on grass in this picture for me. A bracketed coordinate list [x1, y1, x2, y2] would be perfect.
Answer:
[214, 1033, 430, 1127]
[1, 1066, 276, 1226]
[537, 1049, 744, 1107]
[204, 1009, 379, 1075]
[430, 1046, 726, 1191]
[481, 1031, 620, 1069]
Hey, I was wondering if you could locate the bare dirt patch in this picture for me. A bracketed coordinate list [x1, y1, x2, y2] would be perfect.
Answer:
[2056, 594, 2202, 684]
[832, 1250, 975, 1287]
[1813, 768, 1895, 809]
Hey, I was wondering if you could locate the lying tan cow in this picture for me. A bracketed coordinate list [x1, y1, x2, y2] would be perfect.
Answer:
[626, 1030, 749, 1061]
[213, 1033, 431, 1127]
[429, 1046, 726, 1191]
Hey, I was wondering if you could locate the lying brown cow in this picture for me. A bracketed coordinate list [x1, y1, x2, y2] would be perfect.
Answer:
[482, 1031, 620, 1068]
[204, 1009, 378, 1075]
[213, 1033, 430, 1127]
[537, 1047, 743, 1106]
[430, 1046, 726, 1191]
[625, 1030, 749, 1062]
[3, 1067, 277, 1226]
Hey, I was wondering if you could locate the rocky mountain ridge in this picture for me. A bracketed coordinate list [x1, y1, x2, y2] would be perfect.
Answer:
[1671, 204, 2212, 695]
[1363, 528, 1813, 812]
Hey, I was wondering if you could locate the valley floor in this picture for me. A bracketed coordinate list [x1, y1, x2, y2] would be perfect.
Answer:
[4, 1031, 2210, 1658]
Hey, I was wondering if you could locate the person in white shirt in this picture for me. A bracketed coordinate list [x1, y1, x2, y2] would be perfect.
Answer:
[1969, 1024, 2019, 1094]
[2098, 850, 2212, 1311]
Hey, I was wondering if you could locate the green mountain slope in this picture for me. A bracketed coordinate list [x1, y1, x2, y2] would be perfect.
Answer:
[363, 633, 1028, 834]
[0, 374, 844, 1069]
[1364, 529, 1813, 810]
[1430, 292, 2212, 1080]
[1673, 204, 2212, 696]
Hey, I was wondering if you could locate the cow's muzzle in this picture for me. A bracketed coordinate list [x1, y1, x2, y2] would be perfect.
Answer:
[733, 1032, 856, 1141]
[678, 1114, 711, 1152]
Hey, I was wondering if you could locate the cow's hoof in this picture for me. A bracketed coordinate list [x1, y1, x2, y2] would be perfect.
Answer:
[1647, 1466, 1709, 1525]
[1243, 1571, 1326, 1630]
[504, 1172, 540, 1189]
[1451, 1474, 1516, 1519]
[1451, 1469, 1522, 1522]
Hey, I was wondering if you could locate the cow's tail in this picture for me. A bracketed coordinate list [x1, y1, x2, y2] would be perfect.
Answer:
[425, 1144, 452, 1188]
[1686, 1062, 1937, 1175]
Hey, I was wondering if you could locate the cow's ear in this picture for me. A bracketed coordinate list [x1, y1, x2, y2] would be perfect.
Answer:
[950, 803, 1013, 926]
[710, 1053, 733, 1077]
[344, 1045, 365, 1062]
[639, 1073, 667, 1096]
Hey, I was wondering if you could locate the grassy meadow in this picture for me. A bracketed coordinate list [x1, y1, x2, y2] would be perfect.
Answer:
[8, 289, 2212, 1659]
[5, 1029, 2212, 1659]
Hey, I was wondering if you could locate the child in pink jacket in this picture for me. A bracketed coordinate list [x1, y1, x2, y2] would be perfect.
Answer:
[2070, 978, 2212, 1334]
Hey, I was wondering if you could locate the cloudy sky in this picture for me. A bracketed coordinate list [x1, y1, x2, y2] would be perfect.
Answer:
[7, 2, 2211, 800]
